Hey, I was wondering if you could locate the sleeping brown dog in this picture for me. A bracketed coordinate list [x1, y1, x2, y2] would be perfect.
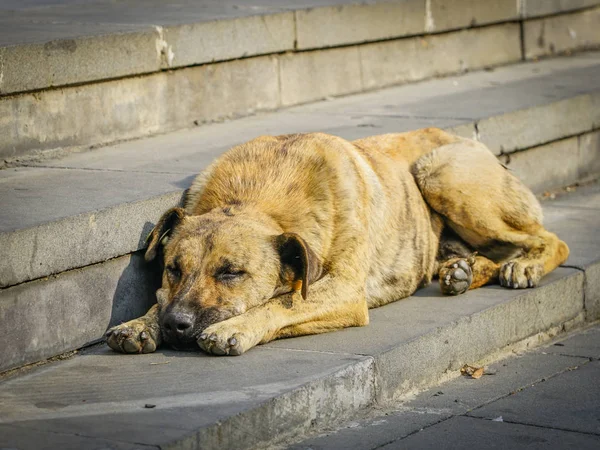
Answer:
[106, 128, 569, 356]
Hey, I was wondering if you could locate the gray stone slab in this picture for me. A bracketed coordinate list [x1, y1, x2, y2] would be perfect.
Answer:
[428, 0, 518, 31]
[524, 7, 600, 59]
[0, 0, 298, 94]
[381, 415, 600, 449]
[542, 325, 600, 358]
[500, 133, 600, 194]
[0, 346, 375, 449]
[288, 410, 448, 450]
[295, 0, 426, 49]
[0, 21, 160, 95]
[289, 351, 589, 450]
[537, 202, 600, 319]
[469, 360, 600, 435]
[0, 423, 158, 450]
[0, 167, 191, 233]
[0, 54, 281, 160]
[0, 251, 161, 372]
[501, 137, 581, 193]
[0, 190, 182, 288]
[279, 46, 363, 106]
[584, 263, 600, 320]
[400, 353, 589, 416]
[359, 23, 521, 91]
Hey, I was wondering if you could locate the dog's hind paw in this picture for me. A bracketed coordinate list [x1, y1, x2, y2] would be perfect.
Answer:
[499, 260, 542, 289]
[439, 258, 473, 295]
[106, 319, 160, 354]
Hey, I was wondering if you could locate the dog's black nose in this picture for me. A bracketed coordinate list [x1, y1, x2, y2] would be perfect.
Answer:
[162, 311, 195, 342]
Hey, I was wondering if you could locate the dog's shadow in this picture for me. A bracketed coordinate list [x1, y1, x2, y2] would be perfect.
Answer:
[106, 220, 163, 332]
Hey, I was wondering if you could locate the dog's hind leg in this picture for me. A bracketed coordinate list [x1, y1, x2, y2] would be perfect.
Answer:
[414, 138, 569, 292]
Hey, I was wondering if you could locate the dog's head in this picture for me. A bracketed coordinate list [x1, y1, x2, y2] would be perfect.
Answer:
[145, 205, 322, 348]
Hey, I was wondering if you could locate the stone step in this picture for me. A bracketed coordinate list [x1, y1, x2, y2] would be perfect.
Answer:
[0, 180, 598, 449]
[2, 0, 600, 161]
[1, 52, 600, 372]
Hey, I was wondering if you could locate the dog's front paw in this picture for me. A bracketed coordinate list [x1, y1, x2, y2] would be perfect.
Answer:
[439, 258, 473, 295]
[106, 319, 160, 354]
[197, 321, 258, 356]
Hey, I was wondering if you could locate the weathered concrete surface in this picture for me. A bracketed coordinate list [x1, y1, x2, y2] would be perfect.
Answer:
[0, 54, 281, 160]
[0, 251, 161, 372]
[524, 6, 600, 58]
[385, 416, 600, 449]
[295, 0, 426, 49]
[0, 189, 182, 289]
[543, 324, 600, 358]
[428, 0, 518, 31]
[0, 0, 298, 94]
[477, 92, 600, 154]
[521, 0, 600, 18]
[470, 361, 600, 434]
[542, 182, 600, 320]
[2, 53, 599, 289]
[279, 46, 363, 106]
[359, 23, 521, 90]
[499, 135, 600, 193]
[0, 346, 375, 450]
[0, 20, 160, 95]
[289, 324, 600, 450]
[1, 22, 527, 159]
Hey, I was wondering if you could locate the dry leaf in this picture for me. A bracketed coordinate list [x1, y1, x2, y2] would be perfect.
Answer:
[461, 364, 485, 379]
[472, 367, 484, 379]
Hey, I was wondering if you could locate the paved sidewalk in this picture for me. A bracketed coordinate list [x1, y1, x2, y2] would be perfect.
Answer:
[289, 324, 600, 449]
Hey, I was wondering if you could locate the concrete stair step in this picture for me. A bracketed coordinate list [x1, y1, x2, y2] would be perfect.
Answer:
[1, 52, 600, 372]
[2, 0, 600, 161]
[0, 178, 598, 449]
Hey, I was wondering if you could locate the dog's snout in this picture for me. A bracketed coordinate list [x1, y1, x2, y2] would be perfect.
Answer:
[162, 311, 195, 341]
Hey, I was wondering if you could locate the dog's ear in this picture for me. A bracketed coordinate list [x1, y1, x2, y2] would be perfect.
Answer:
[275, 233, 323, 300]
[145, 207, 186, 262]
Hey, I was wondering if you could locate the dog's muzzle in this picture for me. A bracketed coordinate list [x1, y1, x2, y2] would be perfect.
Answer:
[161, 310, 197, 347]
[160, 306, 232, 349]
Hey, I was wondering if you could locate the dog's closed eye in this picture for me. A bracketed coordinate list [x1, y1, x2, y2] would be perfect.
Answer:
[166, 264, 182, 281]
[215, 264, 246, 282]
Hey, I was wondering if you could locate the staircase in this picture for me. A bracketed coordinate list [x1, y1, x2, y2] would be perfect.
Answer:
[1, 1, 599, 448]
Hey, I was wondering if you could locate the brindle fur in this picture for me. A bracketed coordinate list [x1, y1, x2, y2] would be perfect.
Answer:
[106, 128, 569, 356]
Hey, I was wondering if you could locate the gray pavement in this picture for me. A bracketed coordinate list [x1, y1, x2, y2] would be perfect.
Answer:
[288, 325, 600, 449]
